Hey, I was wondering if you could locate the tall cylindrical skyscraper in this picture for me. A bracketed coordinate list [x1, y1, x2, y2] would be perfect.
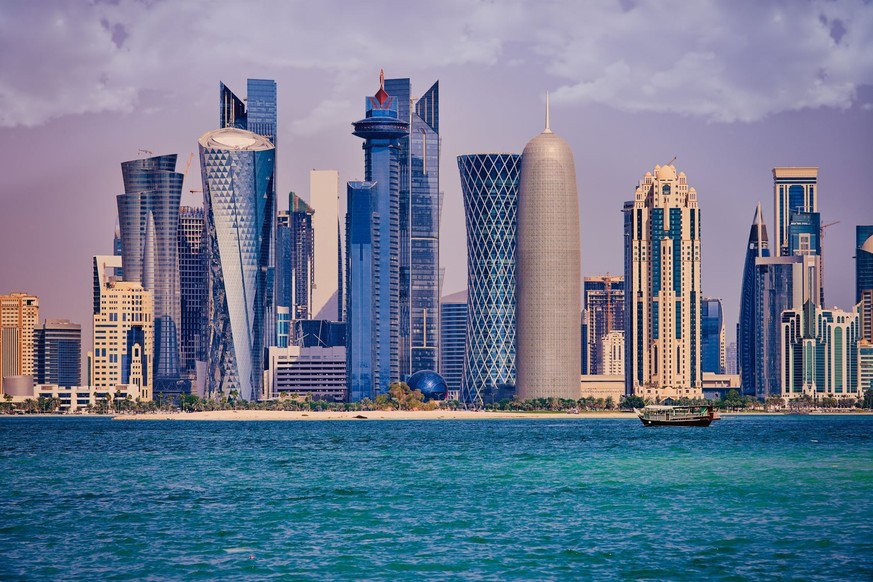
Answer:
[515, 103, 581, 400]
[458, 154, 521, 406]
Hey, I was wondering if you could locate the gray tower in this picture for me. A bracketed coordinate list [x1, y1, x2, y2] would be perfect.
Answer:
[515, 98, 581, 400]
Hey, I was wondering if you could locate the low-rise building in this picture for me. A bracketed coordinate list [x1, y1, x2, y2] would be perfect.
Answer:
[264, 345, 346, 401]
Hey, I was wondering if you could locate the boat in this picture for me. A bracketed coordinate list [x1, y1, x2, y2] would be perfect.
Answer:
[634, 405, 720, 427]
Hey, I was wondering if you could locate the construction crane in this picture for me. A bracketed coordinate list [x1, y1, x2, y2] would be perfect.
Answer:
[137, 149, 154, 157]
[183, 152, 194, 178]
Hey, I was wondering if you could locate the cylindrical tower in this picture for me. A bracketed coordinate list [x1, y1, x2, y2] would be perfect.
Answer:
[457, 154, 521, 406]
[515, 106, 581, 400]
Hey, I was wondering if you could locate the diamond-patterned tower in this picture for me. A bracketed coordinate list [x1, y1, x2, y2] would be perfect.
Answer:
[199, 128, 275, 401]
[458, 154, 521, 406]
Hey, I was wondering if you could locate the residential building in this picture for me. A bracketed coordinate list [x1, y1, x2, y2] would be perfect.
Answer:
[600, 331, 625, 376]
[33, 319, 81, 387]
[199, 127, 275, 401]
[346, 72, 408, 401]
[0, 293, 39, 393]
[90, 281, 154, 400]
[624, 163, 702, 401]
[701, 297, 725, 374]
[773, 167, 817, 258]
[582, 275, 625, 375]
[385, 77, 441, 378]
[264, 346, 346, 402]
[178, 206, 205, 376]
[309, 170, 342, 321]
[516, 100, 581, 401]
[439, 290, 467, 400]
[116, 153, 183, 392]
[458, 153, 520, 405]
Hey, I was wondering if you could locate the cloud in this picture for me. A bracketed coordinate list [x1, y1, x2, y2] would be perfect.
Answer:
[0, 0, 871, 128]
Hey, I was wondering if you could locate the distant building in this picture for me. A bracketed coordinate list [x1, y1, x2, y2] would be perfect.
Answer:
[33, 319, 81, 387]
[293, 320, 346, 348]
[773, 167, 817, 258]
[264, 346, 346, 402]
[624, 164, 702, 401]
[276, 192, 315, 346]
[90, 281, 154, 401]
[458, 154, 520, 405]
[701, 297, 725, 374]
[582, 275, 624, 375]
[439, 290, 467, 399]
[857, 225, 873, 343]
[178, 206, 205, 377]
[0, 292, 39, 393]
[600, 331, 625, 376]
[220, 79, 277, 148]
[738, 203, 769, 394]
[16, 383, 148, 413]
[725, 341, 737, 375]
[309, 170, 342, 321]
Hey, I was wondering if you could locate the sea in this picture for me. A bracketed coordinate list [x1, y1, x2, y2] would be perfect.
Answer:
[1, 415, 871, 580]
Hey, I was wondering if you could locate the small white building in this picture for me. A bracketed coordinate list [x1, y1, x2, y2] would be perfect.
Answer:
[264, 346, 346, 401]
[14, 383, 149, 412]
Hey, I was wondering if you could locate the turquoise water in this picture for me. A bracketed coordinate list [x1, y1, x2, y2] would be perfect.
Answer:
[1, 415, 872, 580]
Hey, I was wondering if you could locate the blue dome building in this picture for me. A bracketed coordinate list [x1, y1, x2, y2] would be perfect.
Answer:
[407, 370, 448, 401]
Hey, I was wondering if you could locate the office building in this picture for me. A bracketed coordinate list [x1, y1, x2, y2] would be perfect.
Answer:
[857, 225, 873, 343]
[738, 203, 769, 394]
[116, 153, 183, 391]
[726, 341, 737, 375]
[220, 79, 277, 148]
[346, 72, 408, 401]
[582, 275, 625, 375]
[385, 77, 441, 378]
[276, 192, 315, 345]
[90, 281, 154, 400]
[33, 319, 81, 387]
[516, 100, 581, 401]
[457, 153, 520, 405]
[439, 290, 467, 400]
[773, 167, 817, 258]
[264, 345, 346, 402]
[199, 127, 275, 401]
[701, 297, 725, 374]
[293, 320, 346, 348]
[0, 293, 39, 393]
[178, 206, 205, 376]
[309, 170, 342, 321]
[624, 163, 702, 401]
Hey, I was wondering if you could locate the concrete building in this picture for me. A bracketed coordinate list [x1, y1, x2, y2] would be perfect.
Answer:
[439, 289, 468, 400]
[9, 383, 147, 413]
[582, 275, 624, 375]
[857, 225, 873, 343]
[579, 375, 624, 403]
[310, 170, 342, 321]
[600, 331, 625, 376]
[515, 98, 581, 401]
[33, 319, 81, 387]
[0, 292, 39, 394]
[90, 281, 154, 401]
[264, 345, 346, 401]
[624, 163, 702, 401]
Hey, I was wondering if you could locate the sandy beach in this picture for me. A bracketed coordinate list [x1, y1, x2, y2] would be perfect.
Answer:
[114, 409, 638, 421]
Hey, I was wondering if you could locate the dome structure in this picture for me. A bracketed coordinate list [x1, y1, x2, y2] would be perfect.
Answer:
[407, 370, 448, 400]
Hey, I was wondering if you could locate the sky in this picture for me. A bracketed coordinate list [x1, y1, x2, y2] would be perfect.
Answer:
[1, 0, 872, 356]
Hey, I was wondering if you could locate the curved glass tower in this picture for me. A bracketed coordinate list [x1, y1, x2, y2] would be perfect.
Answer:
[117, 154, 183, 392]
[457, 154, 520, 406]
[199, 128, 275, 401]
[738, 202, 769, 394]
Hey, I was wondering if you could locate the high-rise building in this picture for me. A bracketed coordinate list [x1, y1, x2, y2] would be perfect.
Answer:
[178, 206, 205, 375]
[293, 320, 346, 348]
[457, 154, 520, 405]
[624, 164, 702, 401]
[857, 225, 873, 343]
[738, 203, 769, 394]
[601, 331, 625, 376]
[90, 281, 154, 400]
[116, 153, 183, 392]
[701, 297, 725, 374]
[309, 170, 342, 321]
[276, 192, 315, 344]
[0, 293, 39, 393]
[385, 77, 441, 378]
[773, 167, 817, 258]
[516, 100, 581, 401]
[346, 72, 408, 402]
[199, 127, 275, 401]
[220, 79, 277, 148]
[34, 319, 81, 387]
[439, 290, 467, 400]
[725, 341, 738, 376]
[582, 275, 625, 375]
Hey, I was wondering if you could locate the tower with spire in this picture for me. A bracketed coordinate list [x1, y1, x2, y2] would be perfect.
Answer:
[738, 202, 769, 394]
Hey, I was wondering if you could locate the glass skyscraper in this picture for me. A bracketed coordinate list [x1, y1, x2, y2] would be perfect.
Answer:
[384, 78, 440, 378]
[738, 203, 769, 394]
[276, 192, 315, 337]
[346, 72, 408, 401]
[439, 290, 467, 399]
[701, 297, 725, 374]
[116, 154, 183, 392]
[856, 225, 873, 343]
[178, 206, 205, 376]
[199, 128, 275, 401]
[33, 319, 81, 387]
[457, 154, 520, 406]
[773, 167, 817, 258]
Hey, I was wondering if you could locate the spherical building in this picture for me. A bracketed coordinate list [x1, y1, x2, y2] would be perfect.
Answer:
[407, 370, 448, 401]
[515, 99, 581, 401]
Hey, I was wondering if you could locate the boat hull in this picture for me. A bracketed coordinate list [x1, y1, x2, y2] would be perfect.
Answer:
[639, 417, 714, 427]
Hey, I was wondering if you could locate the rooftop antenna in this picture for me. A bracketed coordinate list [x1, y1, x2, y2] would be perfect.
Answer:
[544, 92, 552, 133]
[666, 155, 677, 166]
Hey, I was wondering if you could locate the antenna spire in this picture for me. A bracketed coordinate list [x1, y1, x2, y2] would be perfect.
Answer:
[544, 92, 552, 133]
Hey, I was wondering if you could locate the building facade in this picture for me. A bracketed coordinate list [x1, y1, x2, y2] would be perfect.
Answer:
[309, 170, 342, 321]
[0, 293, 39, 393]
[264, 346, 346, 402]
[90, 281, 154, 400]
[582, 275, 625, 375]
[458, 153, 520, 405]
[116, 153, 183, 392]
[439, 290, 467, 400]
[346, 73, 408, 401]
[738, 203, 769, 394]
[178, 206, 205, 377]
[701, 297, 725, 374]
[857, 225, 873, 343]
[276, 192, 315, 346]
[624, 164, 702, 400]
[600, 331, 625, 377]
[34, 319, 81, 387]
[199, 127, 275, 401]
[773, 167, 817, 258]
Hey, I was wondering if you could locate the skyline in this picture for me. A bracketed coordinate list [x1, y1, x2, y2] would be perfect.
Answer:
[2, 1, 872, 353]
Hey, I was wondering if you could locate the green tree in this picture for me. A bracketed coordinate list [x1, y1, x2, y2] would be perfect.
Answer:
[620, 395, 645, 410]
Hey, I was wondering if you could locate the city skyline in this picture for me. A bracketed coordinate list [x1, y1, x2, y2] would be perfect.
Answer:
[1, 1, 872, 360]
